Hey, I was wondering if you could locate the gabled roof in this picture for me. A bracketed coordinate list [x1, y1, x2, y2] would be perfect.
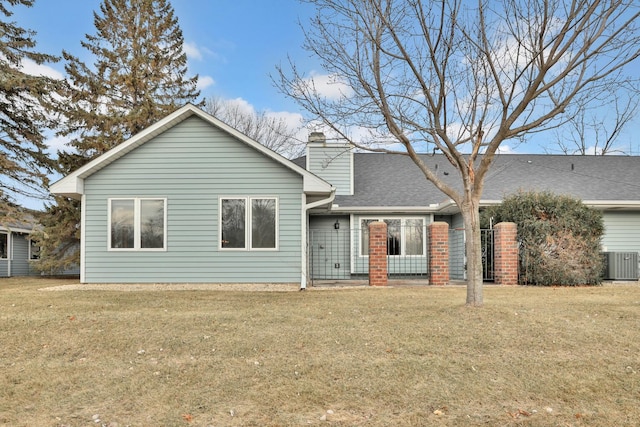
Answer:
[50, 104, 333, 199]
[295, 153, 640, 212]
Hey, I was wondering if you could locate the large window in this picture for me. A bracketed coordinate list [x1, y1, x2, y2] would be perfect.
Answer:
[109, 198, 166, 250]
[0, 233, 7, 259]
[360, 217, 425, 256]
[220, 197, 277, 250]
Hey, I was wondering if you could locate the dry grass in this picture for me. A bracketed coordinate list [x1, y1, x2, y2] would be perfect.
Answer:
[1, 277, 639, 426]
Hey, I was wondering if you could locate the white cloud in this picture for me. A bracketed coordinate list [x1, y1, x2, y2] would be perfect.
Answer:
[183, 41, 203, 61]
[20, 58, 64, 79]
[298, 71, 354, 101]
[496, 144, 516, 154]
[197, 75, 215, 90]
[225, 97, 256, 116]
[265, 110, 303, 128]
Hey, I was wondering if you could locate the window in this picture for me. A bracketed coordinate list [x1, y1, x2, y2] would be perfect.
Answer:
[0, 233, 7, 259]
[109, 198, 166, 250]
[220, 197, 277, 250]
[29, 239, 40, 260]
[360, 217, 425, 256]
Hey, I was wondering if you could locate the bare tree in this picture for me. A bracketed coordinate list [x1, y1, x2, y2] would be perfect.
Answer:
[551, 89, 639, 155]
[277, 0, 640, 306]
[204, 96, 305, 159]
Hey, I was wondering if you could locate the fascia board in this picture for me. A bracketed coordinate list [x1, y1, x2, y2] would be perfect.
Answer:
[0, 227, 33, 234]
[584, 200, 640, 210]
[329, 205, 443, 214]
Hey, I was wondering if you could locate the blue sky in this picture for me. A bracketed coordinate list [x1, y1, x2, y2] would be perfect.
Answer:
[12, 0, 640, 155]
[12, 0, 318, 137]
[10, 1, 640, 162]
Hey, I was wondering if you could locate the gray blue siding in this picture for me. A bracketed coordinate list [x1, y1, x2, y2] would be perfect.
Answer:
[602, 211, 640, 253]
[10, 234, 31, 276]
[306, 143, 352, 195]
[82, 116, 304, 283]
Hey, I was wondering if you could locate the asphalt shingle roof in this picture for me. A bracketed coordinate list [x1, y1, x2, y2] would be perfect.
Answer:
[295, 153, 640, 208]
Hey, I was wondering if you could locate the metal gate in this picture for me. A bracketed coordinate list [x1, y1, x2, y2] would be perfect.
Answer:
[448, 228, 495, 281]
[309, 229, 354, 281]
[309, 226, 429, 283]
[481, 229, 495, 281]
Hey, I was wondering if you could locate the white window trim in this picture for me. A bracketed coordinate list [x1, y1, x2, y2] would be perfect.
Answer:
[219, 196, 279, 251]
[357, 216, 427, 257]
[108, 198, 167, 251]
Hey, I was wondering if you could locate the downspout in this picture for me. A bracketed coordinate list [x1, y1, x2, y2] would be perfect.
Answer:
[80, 194, 86, 283]
[300, 188, 336, 290]
[7, 232, 11, 277]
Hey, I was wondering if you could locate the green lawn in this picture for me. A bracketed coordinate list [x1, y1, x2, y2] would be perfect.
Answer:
[1, 277, 639, 426]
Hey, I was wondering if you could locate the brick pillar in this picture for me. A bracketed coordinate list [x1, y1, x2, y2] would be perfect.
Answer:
[368, 221, 388, 286]
[494, 222, 518, 285]
[429, 222, 449, 286]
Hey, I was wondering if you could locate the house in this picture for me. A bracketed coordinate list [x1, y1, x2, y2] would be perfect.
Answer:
[0, 215, 39, 277]
[301, 140, 640, 282]
[50, 104, 334, 285]
[50, 104, 640, 285]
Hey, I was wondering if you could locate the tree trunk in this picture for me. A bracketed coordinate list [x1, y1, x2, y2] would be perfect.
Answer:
[462, 198, 483, 307]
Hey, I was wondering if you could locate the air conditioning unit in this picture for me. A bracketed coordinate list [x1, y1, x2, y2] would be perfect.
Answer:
[602, 252, 639, 280]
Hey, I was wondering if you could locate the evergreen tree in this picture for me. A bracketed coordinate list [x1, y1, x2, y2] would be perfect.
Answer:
[61, 0, 200, 156]
[0, 0, 60, 223]
[34, 0, 201, 273]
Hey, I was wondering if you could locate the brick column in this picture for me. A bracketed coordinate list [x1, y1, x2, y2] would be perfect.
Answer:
[429, 222, 449, 286]
[368, 221, 388, 286]
[494, 222, 518, 285]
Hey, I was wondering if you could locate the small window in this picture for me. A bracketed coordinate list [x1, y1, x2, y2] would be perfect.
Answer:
[29, 239, 40, 260]
[220, 197, 278, 250]
[0, 233, 7, 259]
[109, 198, 166, 250]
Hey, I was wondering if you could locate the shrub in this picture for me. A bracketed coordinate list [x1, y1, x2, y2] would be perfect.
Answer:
[482, 191, 604, 286]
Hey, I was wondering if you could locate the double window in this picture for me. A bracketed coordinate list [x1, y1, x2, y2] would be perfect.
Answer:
[109, 198, 166, 250]
[360, 217, 425, 256]
[220, 197, 278, 250]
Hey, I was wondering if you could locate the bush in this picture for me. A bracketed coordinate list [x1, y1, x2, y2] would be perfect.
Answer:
[482, 191, 604, 286]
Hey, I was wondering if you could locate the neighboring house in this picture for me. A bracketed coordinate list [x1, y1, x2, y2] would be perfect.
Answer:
[0, 215, 39, 277]
[50, 104, 640, 285]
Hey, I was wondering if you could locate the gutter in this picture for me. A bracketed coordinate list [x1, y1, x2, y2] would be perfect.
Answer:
[300, 187, 336, 290]
[329, 199, 461, 214]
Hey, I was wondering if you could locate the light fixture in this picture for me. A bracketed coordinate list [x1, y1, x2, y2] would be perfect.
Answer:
[334, 220, 340, 230]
